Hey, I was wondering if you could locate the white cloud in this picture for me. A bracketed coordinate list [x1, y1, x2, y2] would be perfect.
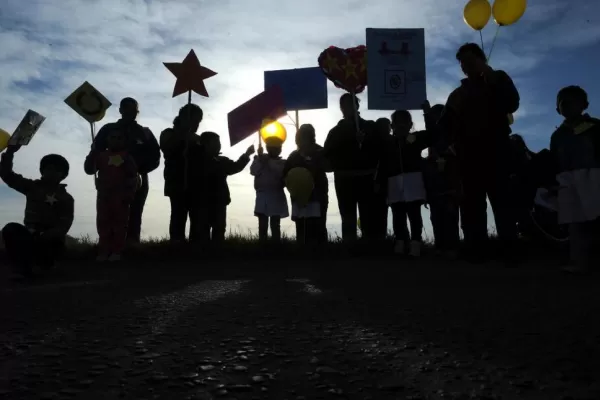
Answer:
[1, 0, 599, 240]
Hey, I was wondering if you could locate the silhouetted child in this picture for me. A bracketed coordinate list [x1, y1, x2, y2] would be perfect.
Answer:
[160, 103, 204, 243]
[85, 130, 139, 262]
[284, 124, 329, 245]
[250, 137, 289, 242]
[0, 145, 74, 278]
[197, 132, 254, 247]
[550, 86, 600, 274]
[422, 102, 461, 259]
[380, 110, 430, 257]
[375, 117, 392, 137]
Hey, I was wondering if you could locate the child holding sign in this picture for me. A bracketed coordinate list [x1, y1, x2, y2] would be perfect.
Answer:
[1, 145, 74, 279]
[250, 137, 289, 242]
[85, 130, 139, 262]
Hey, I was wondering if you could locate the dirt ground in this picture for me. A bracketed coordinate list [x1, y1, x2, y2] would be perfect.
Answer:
[0, 259, 599, 400]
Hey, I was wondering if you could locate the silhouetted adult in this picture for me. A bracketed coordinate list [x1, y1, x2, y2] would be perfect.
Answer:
[93, 97, 160, 244]
[439, 43, 520, 263]
[324, 94, 386, 242]
[160, 103, 204, 242]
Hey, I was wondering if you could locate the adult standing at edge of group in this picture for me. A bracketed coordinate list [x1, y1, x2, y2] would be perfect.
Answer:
[93, 97, 161, 244]
[438, 43, 520, 263]
[324, 93, 387, 243]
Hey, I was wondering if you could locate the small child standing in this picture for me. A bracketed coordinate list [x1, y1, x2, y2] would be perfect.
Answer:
[85, 130, 139, 262]
[0, 145, 74, 279]
[250, 137, 289, 242]
[422, 102, 461, 259]
[197, 131, 255, 247]
[284, 125, 329, 245]
[381, 110, 430, 257]
[550, 86, 600, 274]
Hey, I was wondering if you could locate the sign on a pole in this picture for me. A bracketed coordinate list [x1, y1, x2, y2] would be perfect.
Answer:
[366, 28, 426, 110]
[264, 67, 328, 111]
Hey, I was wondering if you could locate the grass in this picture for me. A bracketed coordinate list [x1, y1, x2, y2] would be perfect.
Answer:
[0, 228, 569, 266]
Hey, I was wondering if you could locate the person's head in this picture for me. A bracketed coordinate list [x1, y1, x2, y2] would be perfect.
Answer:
[107, 130, 127, 152]
[557, 85, 589, 119]
[390, 110, 413, 136]
[173, 103, 204, 133]
[119, 97, 139, 122]
[429, 104, 445, 121]
[199, 131, 221, 157]
[340, 93, 360, 118]
[376, 118, 392, 136]
[456, 43, 487, 78]
[39, 154, 69, 185]
[264, 137, 283, 158]
[296, 124, 316, 151]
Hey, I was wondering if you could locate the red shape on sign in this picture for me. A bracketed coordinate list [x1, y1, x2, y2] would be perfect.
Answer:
[163, 49, 217, 98]
[227, 85, 286, 147]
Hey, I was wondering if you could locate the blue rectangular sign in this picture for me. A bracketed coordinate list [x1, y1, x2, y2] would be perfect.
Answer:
[264, 67, 328, 111]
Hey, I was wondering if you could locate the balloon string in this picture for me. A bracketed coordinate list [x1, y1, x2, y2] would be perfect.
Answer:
[479, 30, 485, 55]
[487, 25, 501, 62]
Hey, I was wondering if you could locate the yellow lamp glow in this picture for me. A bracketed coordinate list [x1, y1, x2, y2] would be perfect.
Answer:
[260, 120, 287, 144]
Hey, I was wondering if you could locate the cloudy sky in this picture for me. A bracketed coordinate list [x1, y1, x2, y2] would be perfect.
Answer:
[1, 0, 599, 241]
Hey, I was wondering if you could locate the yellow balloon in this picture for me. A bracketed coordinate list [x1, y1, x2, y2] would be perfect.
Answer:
[285, 167, 314, 207]
[463, 0, 492, 31]
[92, 109, 106, 122]
[0, 129, 11, 152]
[260, 119, 287, 144]
[492, 0, 526, 26]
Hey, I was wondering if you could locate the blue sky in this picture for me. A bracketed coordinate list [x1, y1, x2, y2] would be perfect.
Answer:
[0, 0, 599, 240]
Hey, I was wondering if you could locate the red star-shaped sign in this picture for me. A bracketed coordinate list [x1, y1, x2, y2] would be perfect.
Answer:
[163, 49, 217, 98]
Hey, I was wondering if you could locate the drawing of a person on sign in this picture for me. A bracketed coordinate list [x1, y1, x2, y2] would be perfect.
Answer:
[9, 110, 46, 146]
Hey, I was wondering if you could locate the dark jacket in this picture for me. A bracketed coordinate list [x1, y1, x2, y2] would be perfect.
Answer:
[422, 110, 461, 199]
[423, 152, 461, 200]
[323, 117, 383, 174]
[159, 127, 202, 197]
[550, 114, 600, 176]
[0, 152, 74, 236]
[380, 130, 431, 179]
[84, 150, 138, 200]
[197, 152, 251, 206]
[283, 144, 329, 204]
[94, 120, 160, 175]
[438, 70, 519, 162]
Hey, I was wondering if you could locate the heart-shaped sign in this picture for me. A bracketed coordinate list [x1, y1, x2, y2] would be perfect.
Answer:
[318, 45, 367, 94]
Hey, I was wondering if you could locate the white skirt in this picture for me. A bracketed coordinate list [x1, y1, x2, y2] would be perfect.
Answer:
[387, 172, 426, 204]
[556, 168, 600, 224]
[291, 201, 321, 219]
[254, 190, 289, 218]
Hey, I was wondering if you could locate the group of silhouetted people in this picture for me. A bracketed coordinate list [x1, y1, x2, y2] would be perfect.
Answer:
[2, 42, 599, 279]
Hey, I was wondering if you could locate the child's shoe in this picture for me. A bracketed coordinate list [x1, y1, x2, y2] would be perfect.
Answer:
[394, 240, 405, 255]
[409, 241, 421, 257]
[108, 254, 122, 262]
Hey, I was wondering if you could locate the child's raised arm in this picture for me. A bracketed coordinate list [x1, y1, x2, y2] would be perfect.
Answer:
[249, 155, 263, 177]
[0, 145, 35, 195]
[224, 144, 255, 176]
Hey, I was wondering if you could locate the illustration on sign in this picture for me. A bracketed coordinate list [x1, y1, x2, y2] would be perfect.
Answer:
[8, 109, 46, 146]
[366, 28, 426, 111]
[64, 81, 112, 123]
